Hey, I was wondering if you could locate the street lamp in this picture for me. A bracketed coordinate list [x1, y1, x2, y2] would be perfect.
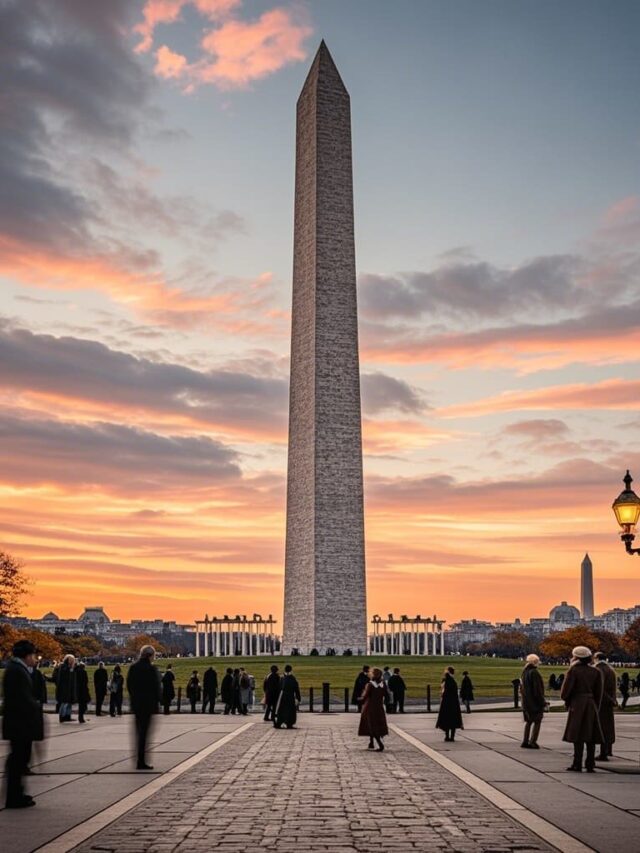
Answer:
[612, 470, 640, 555]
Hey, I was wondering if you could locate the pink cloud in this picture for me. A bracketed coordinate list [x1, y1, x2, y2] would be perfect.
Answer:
[602, 195, 639, 227]
[155, 44, 189, 79]
[135, 0, 240, 54]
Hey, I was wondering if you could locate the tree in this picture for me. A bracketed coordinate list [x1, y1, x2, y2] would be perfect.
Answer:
[0, 624, 62, 660]
[539, 625, 599, 660]
[483, 630, 532, 658]
[0, 622, 20, 657]
[591, 629, 626, 660]
[0, 551, 30, 617]
[58, 635, 102, 658]
[622, 618, 640, 660]
[123, 634, 167, 657]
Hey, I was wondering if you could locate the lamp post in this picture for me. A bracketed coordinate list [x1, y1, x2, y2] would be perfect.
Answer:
[612, 470, 640, 555]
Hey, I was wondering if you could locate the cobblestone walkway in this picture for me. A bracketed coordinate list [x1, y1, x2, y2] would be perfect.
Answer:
[74, 717, 551, 853]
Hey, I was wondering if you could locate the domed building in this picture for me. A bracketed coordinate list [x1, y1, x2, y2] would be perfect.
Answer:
[549, 601, 581, 629]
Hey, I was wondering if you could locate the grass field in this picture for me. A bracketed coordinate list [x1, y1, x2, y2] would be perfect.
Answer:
[38, 655, 639, 702]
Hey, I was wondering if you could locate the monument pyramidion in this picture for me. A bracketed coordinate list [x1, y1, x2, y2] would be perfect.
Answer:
[282, 42, 367, 655]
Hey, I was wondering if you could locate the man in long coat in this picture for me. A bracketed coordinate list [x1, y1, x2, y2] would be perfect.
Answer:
[593, 652, 617, 760]
[561, 646, 603, 772]
[274, 664, 301, 729]
[388, 668, 407, 714]
[126, 645, 161, 770]
[75, 661, 91, 723]
[161, 664, 175, 715]
[3, 640, 40, 808]
[263, 664, 281, 722]
[56, 655, 77, 722]
[220, 667, 234, 714]
[202, 666, 218, 714]
[94, 662, 108, 716]
[351, 665, 370, 712]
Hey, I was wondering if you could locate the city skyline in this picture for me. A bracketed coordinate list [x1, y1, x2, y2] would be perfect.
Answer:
[2, 1, 640, 624]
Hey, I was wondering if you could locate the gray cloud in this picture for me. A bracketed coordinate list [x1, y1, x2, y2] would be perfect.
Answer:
[502, 419, 570, 440]
[360, 372, 427, 416]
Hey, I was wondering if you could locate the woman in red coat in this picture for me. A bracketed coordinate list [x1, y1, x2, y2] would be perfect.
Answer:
[358, 668, 389, 751]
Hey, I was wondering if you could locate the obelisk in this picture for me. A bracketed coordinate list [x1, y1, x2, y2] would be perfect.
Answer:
[580, 553, 594, 619]
[282, 42, 367, 655]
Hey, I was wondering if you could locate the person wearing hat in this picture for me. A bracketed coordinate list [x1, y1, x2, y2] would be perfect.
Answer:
[2, 640, 40, 808]
[593, 652, 617, 761]
[560, 646, 604, 772]
[520, 654, 545, 749]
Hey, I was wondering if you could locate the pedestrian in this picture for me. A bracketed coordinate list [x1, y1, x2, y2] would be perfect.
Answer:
[382, 665, 393, 712]
[358, 667, 389, 751]
[436, 666, 463, 742]
[94, 662, 108, 716]
[49, 660, 60, 714]
[109, 665, 124, 717]
[619, 672, 630, 709]
[388, 667, 406, 713]
[460, 671, 474, 714]
[76, 661, 91, 724]
[548, 674, 557, 692]
[202, 666, 218, 714]
[561, 646, 604, 773]
[263, 664, 281, 722]
[556, 673, 565, 690]
[161, 664, 175, 715]
[186, 670, 201, 713]
[3, 640, 41, 809]
[594, 652, 617, 760]
[351, 665, 370, 712]
[232, 668, 242, 715]
[520, 654, 545, 749]
[274, 664, 301, 729]
[56, 654, 76, 722]
[239, 668, 251, 715]
[126, 645, 161, 770]
[221, 667, 234, 715]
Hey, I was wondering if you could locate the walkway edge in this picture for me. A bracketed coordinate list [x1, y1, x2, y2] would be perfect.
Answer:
[389, 724, 594, 853]
[35, 720, 257, 853]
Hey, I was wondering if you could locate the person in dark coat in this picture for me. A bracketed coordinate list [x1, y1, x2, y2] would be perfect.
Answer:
[49, 660, 60, 713]
[436, 666, 463, 742]
[594, 652, 617, 760]
[388, 668, 406, 714]
[561, 646, 604, 772]
[220, 667, 234, 714]
[161, 664, 175, 715]
[94, 662, 108, 716]
[274, 664, 301, 729]
[263, 664, 281, 722]
[76, 662, 91, 724]
[358, 668, 389, 751]
[619, 672, 630, 709]
[232, 668, 242, 715]
[351, 665, 370, 711]
[459, 671, 474, 714]
[56, 654, 77, 722]
[202, 666, 218, 714]
[31, 662, 47, 757]
[186, 671, 201, 713]
[109, 665, 124, 717]
[3, 640, 40, 808]
[520, 654, 545, 748]
[548, 673, 558, 691]
[126, 645, 161, 770]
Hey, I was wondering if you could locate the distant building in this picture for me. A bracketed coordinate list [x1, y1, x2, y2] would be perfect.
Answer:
[597, 605, 640, 635]
[580, 553, 594, 619]
[549, 601, 581, 630]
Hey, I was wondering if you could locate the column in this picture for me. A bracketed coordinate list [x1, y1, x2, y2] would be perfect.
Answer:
[203, 623, 209, 657]
[195, 624, 201, 657]
[440, 623, 445, 656]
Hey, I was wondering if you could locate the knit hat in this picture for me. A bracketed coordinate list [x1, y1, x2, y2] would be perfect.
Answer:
[572, 646, 592, 659]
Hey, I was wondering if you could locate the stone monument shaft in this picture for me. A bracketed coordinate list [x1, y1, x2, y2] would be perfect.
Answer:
[283, 42, 367, 654]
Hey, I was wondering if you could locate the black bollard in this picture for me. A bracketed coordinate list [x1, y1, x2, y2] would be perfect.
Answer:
[177, 686, 182, 713]
[322, 682, 330, 713]
[309, 687, 314, 712]
[427, 684, 431, 713]
[512, 678, 520, 709]
[344, 687, 349, 712]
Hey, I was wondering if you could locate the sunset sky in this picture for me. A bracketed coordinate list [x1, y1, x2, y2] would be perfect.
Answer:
[2, 0, 640, 627]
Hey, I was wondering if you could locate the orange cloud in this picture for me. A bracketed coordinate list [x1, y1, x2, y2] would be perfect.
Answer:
[134, 0, 241, 54]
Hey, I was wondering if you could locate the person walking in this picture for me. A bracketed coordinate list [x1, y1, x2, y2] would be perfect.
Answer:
[561, 646, 604, 772]
[239, 668, 251, 715]
[388, 668, 407, 714]
[202, 666, 218, 714]
[460, 671, 475, 714]
[56, 654, 77, 722]
[619, 672, 630, 709]
[126, 645, 161, 770]
[76, 661, 91, 724]
[263, 665, 281, 722]
[274, 664, 301, 729]
[594, 652, 617, 760]
[221, 667, 234, 714]
[436, 666, 463, 742]
[358, 668, 389, 751]
[520, 654, 545, 749]
[3, 640, 41, 809]
[232, 668, 242, 715]
[351, 665, 370, 712]
[109, 665, 124, 717]
[94, 662, 108, 716]
[186, 671, 201, 713]
[161, 664, 175, 715]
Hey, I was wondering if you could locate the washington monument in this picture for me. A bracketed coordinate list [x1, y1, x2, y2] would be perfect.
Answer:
[282, 42, 367, 655]
[581, 553, 594, 619]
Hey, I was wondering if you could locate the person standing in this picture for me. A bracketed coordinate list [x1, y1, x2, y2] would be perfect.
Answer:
[382, 666, 393, 712]
[388, 668, 407, 714]
[436, 666, 463, 742]
[232, 668, 242, 715]
[239, 668, 251, 715]
[351, 665, 370, 712]
[56, 654, 77, 722]
[263, 665, 281, 722]
[594, 652, 617, 760]
[94, 662, 108, 716]
[202, 666, 218, 714]
[619, 672, 630, 709]
[460, 671, 474, 714]
[186, 671, 200, 713]
[561, 646, 604, 772]
[3, 640, 40, 808]
[358, 668, 389, 751]
[109, 665, 124, 717]
[274, 664, 301, 729]
[220, 667, 234, 714]
[76, 662, 90, 724]
[520, 654, 545, 748]
[126, 645, 161, 770]
[161, 664, 175, 715]
[49, 660, 60, 714]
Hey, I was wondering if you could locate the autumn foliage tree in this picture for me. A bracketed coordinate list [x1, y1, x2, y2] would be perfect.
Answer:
[622, 618, 640, 659]
[0, 623, 62, 660]
[123, 634, 167, 656]
[539, 625, 600, 660]
[0, 551, 30, 617]
[57, 635, 103, 658]
[483, 630, 532, 658]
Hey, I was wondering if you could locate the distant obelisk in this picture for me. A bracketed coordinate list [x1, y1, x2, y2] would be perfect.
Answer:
[282, 42, 367, 655]
[581, 553, 594, 619]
